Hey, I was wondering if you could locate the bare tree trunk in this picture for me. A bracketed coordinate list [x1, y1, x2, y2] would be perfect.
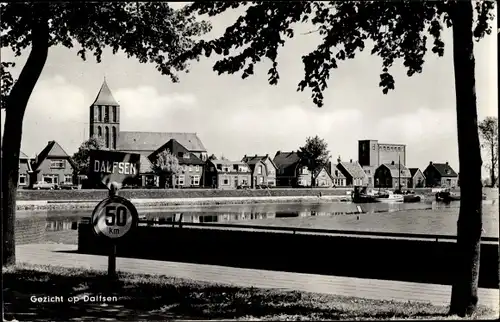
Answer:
[2, 13, 49, 266]
[448, 1, 483, 317]
[490, 143, 496, 187]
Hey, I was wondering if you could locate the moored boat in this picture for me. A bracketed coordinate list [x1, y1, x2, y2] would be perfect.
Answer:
[374, 191, 404, 203]
[435, 189, 460, 202]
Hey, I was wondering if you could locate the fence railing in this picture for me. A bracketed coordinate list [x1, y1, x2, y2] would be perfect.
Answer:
[78, 217, 499, 243]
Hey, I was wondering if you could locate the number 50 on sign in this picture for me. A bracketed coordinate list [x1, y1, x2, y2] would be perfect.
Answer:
[91, 196, 139, 239]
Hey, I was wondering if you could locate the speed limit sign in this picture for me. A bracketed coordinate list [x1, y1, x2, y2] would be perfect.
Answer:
[91, 195, 139, 239]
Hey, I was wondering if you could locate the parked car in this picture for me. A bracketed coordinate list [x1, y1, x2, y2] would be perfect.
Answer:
[237, 185, 250, 190]
[256, 184, 269, 189]
[58, 182, 78, 190]
[32, 181, 55, 190]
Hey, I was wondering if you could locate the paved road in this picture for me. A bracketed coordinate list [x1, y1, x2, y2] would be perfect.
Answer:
[16, 244, 499, 312]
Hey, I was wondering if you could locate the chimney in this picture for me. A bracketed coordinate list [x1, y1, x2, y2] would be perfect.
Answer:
[337, 155, 341, 163]
[255, 154, 257, 157]
[265, 154, 269, 157]
[429, 161, 433, 165]
[276, 151, 281, 155]
[244, 154, 247, 158]
[350, 159, 352, 163]
[391, 161, 395, 165]
[445, 161, 449, 165]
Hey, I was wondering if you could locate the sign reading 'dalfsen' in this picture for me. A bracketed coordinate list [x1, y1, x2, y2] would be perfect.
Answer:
[88, 150, 141, 189]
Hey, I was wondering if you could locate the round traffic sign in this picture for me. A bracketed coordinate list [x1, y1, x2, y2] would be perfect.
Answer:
[91, 196, 139, 239]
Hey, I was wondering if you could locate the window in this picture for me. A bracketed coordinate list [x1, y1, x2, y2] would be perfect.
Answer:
[242, 179, 248, 185]
[184, 154, 190, 159]
[105, 126, 109, 148]
[216, 164, 222, 170]
[223, 178, 229, 185]
[189, 166, 193, 172]
[210, 166, 215, 172]
[259, 177, 264, 184]
[19, 174, 27, 185]
[195, 165, 200, 172]
[104, 106, 109, 122]
[97, 126, 102, 137]
[177, 152, 184, 158]
[191, 175, 200, 185]
[112, 127, 117, 150]
[43, 175, 58, 184]
[50, 160, 65, 169]
[177, 175, 185, 185]
[233, 165, 239, 171]
[183, 165, 187, 172]
[257, 165, 262, 175]
[98, 106, 102, 121]
[112, 106, 117, 122]
[64, 175, 73, 183]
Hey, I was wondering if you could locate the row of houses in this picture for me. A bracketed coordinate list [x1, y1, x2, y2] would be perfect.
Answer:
[9, 80, 459, 190]
[12, 138, 459, 190]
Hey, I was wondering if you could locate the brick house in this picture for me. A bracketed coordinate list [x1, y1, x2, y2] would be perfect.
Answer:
[330, 164, 347, 187]
[241, 154, 278, 187]
[408, 168, 426, 188]
[31, 141, 76, 187]
[336, 159, 366, 186]
[204, 160, 252, 189]
[19, 151, 33, 188]
[374, 162, 412, 188]
[149, 139, 205, 188]
[423, 161, 458, 188]
[314, 167, 334, 187]
[273, 151, 310, 187]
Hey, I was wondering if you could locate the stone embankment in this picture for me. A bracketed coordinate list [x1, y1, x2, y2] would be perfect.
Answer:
[15, 187, 453, 211]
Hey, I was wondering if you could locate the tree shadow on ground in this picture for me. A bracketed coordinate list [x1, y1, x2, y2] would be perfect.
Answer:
[3, 266, 492, 321]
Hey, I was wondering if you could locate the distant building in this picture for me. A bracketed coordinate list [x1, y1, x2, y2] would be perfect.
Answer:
[31, 141, 77, 186]
[314, 167, 334, 187]
[204, 160, 252, 189]
[149, 139, 205, 188]
[88, 80, 208, 187]
[423, 162, 458, 188]
[19, 151, 33, 188]
[337, 159, 366, 186]
[358, 139, 407, 185]
[374, 162, 412, 189]
[241, 154, 278, 187]
[273, 151, 310, 187]
[408, 168, 426, 188]
[330, 164, 347, 187]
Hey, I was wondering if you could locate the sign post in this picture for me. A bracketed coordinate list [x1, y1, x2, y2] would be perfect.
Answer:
[89, 150, 141, 279]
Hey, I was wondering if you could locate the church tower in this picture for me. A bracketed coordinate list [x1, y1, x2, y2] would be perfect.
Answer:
[89, 79, 120, 150]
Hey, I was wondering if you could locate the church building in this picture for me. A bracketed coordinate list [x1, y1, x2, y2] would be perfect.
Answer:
[88, 80, 208, 187]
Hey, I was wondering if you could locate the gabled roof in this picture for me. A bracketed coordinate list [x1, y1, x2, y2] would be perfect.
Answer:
[409, 168, 424, 178]
[330, 165, 346, 179]
[379, 163, 412, 178]
[314, 167, 334, 180]
[92, 80, 120, 106]
[428, 163, 458, 177]
[338, 161, 365, 179]
[242, 154, 278, 171]
[19, 151, 29, 159]
[273, 151, 302, 175]
[117, 131, 207, 152]
[32, 141, 74, 171]
[149, 139, 204, 166]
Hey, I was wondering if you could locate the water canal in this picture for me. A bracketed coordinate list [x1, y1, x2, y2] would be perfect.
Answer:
[18, 189, 499, 245]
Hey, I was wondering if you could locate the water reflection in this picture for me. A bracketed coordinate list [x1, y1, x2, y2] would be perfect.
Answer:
[17, 197, 499, 238]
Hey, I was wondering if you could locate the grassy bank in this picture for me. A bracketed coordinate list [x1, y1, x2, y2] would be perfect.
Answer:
[3, 264, 494, 321]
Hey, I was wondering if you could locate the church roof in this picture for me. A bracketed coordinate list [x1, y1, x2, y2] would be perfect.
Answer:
[117, 131, 207, 153]
[92, 80, 119, 106]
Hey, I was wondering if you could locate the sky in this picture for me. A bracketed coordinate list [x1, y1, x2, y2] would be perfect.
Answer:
[1, 2, 497, 175]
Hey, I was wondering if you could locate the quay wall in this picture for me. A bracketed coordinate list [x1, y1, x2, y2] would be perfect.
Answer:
[77, 223, 499, 289]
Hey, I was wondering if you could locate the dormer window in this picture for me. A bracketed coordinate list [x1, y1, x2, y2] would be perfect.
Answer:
[216, 164, 222, 171]
[50, 160, 65, 169]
